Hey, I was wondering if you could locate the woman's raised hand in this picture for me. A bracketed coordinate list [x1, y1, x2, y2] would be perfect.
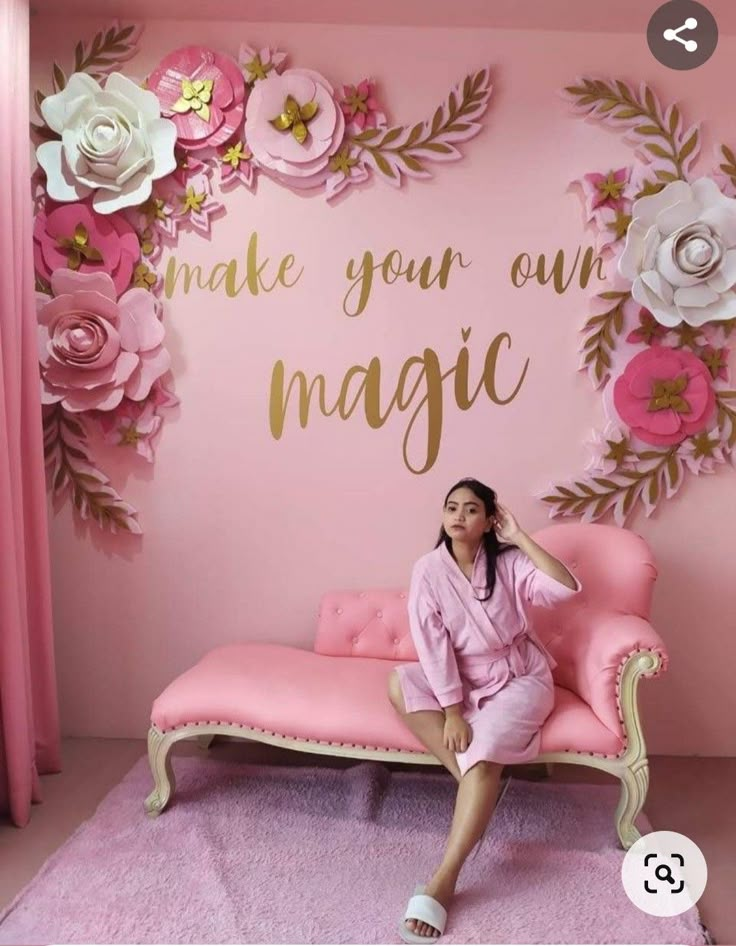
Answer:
[494, 501, 524, 545]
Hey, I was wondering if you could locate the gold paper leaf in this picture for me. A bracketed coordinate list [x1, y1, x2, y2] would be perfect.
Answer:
[666, 455, 680, 489]
[52, 61, 66, 93]
[379, 126, 404, 148]
[645, 142, 671, 159]
[592, 478, 620, 489]
[404, 122, 424, 148]
[615, 80, 634, 102]
[648, 473, 660, 505]
[669, 105, 680, 134]
[300, 100, 319, 121]
[421, 142, 453, 154]
[373, 151, 395, 178]
[614, 108, 641, 120]
[623, 486, 637, 515]
[400, 153, 424, 173]
[679, 130, 698, 161]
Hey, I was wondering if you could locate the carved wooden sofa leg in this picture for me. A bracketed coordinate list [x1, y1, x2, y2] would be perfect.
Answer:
[613, 650, 661, 848]
[144, 725, 178, 818]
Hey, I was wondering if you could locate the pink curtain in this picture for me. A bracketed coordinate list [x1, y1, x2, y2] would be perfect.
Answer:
[0, 0, 61, 828]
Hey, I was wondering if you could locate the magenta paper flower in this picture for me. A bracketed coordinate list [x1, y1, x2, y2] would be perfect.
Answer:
[245, 68, 345, 189]
[37, 269, 170, 413]
[146, 46, 247, 152]
[612, 346, 716, 446]
[340, 79, 386, 132]
[34, 202, 140, 298]
[238, 44, 287, 85]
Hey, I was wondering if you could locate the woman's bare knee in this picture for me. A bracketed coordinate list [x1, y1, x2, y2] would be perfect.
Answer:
[465, 760, 504, 778]
[387, 670, 406, 713]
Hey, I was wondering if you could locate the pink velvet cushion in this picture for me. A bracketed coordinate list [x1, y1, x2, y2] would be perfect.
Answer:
[150, 643, 623, 757]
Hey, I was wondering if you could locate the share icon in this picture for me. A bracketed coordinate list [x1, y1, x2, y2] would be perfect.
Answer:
[647, 1, 717, 70]
[663, 17, 699, 52]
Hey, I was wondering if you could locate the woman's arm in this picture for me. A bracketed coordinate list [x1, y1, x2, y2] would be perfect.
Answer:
[513, 531, 577, 590]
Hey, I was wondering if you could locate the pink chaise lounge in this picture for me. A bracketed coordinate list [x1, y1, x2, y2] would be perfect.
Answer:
[145, 522, 668, 849]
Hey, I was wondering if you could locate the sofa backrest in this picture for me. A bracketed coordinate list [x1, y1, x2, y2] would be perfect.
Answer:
[313, 522, 657, 661]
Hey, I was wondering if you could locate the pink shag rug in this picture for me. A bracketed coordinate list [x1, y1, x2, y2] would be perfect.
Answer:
[0, 756, 710, 945]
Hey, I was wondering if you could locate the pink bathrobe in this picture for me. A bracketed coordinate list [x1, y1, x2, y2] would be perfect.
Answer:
[395, 540, 583, 776]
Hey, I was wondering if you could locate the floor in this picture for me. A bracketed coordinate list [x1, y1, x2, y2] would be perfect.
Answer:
[1, 739, 734, 944]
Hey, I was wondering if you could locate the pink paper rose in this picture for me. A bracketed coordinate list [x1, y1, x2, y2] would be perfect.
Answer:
[147, 46, 247, 152]
[34, 202, 140, 298]
[37, 269, 170, 413]
[612, 347, 716, 446]
[245, 68, 345, 189]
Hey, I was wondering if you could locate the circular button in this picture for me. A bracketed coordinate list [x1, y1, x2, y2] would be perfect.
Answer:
[352, 637, 358, 644]
[336, 607, 343, 614]
[621, 830, 707, 916]
[647, 1, 718, 70]
[376, 610, 382, 618]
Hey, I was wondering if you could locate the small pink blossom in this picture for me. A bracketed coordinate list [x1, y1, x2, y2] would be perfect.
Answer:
[325, 143, 370, 199]
[93, 377, 178, 461]
[677, 426, 726, 474]
[625, 308, 668, 347]
[218, 137, 256, 190]
[238, 44, 287, 85]
[579, 167, 631, 220]
[584, 421, 638, 475]
[340, 79, 386, 132]
[699, 344, 731, 381]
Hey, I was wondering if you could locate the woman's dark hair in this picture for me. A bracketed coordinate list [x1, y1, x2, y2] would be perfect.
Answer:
[434, 477, 515, 602]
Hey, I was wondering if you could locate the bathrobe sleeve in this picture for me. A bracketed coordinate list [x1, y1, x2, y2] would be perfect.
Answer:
[407, 564, 464, 708]
[512, 548, 583, 608]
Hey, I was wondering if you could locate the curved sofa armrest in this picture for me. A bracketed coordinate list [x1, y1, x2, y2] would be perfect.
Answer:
[554, 609, 669, 743]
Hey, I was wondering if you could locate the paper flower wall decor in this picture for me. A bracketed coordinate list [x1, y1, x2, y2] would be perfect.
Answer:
[36, 71, 177, 215]
[538, 78, 736, 525]
[30, 20, 492, 534]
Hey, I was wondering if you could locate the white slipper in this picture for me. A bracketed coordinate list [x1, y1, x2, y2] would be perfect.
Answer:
[399, 884, 448, 943]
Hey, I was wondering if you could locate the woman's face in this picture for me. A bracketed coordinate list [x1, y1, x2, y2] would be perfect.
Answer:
[443, 487, 495, 543]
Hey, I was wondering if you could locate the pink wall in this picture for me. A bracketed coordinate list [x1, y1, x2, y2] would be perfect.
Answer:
[30, 11, 736, 754]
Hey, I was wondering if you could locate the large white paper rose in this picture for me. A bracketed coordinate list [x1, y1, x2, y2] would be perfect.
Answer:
[618, 177, 736, 327]
[36, 72, 177, 215]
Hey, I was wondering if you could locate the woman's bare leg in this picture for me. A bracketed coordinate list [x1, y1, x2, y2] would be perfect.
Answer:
[387, 671, 462, 783]
[407, 760, 504, 939]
